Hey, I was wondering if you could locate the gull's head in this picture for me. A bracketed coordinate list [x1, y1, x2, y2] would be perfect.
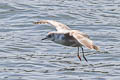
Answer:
[42, 33, 54, 41]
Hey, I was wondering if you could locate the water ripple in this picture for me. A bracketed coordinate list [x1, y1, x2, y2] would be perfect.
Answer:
[0, 0, 120, 80]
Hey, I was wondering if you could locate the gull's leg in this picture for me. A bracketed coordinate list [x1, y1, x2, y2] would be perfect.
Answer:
[81, 47, 88, 62]
[77, 47, 81, 61]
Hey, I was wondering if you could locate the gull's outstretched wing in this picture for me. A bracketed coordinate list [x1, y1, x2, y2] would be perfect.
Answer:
[70, 30, 99, 50]
[34, 20, 71, 31]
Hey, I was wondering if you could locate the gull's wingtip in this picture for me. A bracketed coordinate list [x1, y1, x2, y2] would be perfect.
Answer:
[33, 21, 40, 24]
[33, 20, 49, 24]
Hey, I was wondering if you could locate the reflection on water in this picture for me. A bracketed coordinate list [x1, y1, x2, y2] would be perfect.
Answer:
[0, 0, 120, 80]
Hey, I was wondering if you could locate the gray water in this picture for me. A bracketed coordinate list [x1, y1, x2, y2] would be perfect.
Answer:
[0, 0, 120, 80]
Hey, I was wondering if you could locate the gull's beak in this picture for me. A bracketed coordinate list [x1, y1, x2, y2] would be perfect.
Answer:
[41, 37, 47, 40]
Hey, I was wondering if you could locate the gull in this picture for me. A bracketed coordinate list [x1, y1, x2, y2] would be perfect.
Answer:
[34, 20, 99, 62]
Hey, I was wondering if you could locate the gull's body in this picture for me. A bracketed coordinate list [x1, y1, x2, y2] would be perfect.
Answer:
[34, 20, 99, 62]
[47, 32, 83, 47]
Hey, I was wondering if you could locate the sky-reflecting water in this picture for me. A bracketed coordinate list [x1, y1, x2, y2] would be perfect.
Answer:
[0, 0, 120, 80]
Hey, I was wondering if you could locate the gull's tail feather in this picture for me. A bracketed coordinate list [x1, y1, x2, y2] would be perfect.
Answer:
[92, 45, 99, 51]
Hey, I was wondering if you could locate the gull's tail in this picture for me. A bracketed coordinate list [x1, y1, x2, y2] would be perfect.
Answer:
[92, 45, 99, 51]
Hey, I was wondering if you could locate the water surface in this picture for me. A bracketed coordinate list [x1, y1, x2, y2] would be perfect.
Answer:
[0, 0, 120, 80]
